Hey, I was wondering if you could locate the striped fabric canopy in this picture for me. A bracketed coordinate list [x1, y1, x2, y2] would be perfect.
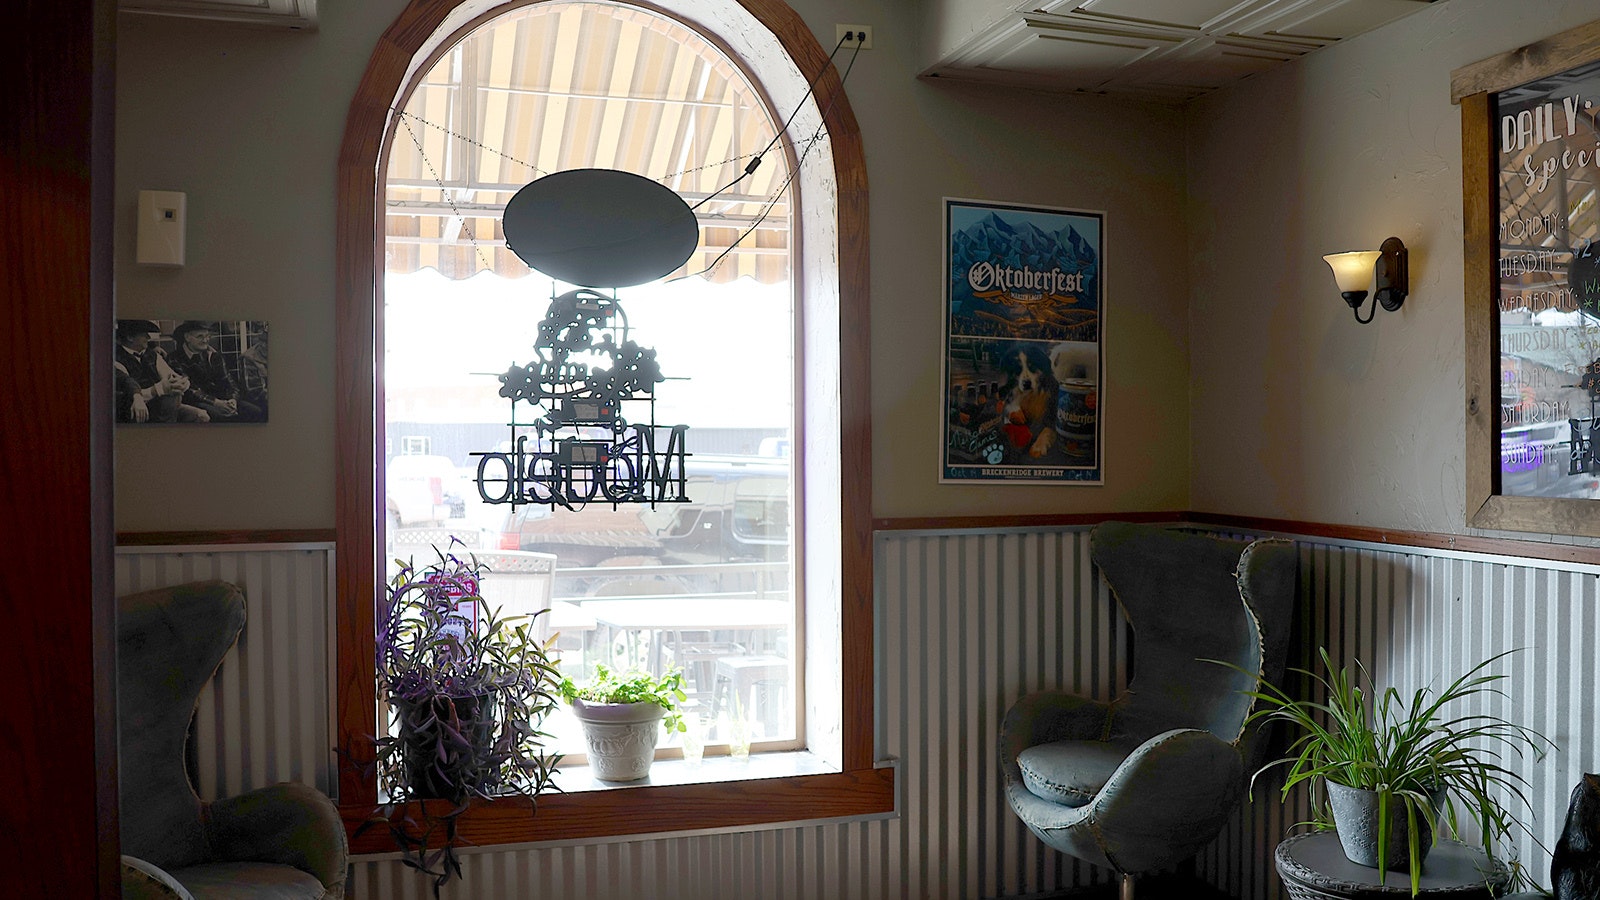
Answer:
[384, 1, 794, 284]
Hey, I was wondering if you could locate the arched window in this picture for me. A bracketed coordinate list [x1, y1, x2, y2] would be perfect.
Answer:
[335, 0, 884, 846]
[383, 1, 802, 760]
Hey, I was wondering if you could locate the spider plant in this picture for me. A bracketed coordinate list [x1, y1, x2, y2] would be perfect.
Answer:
[1229, 647, 1553, 896]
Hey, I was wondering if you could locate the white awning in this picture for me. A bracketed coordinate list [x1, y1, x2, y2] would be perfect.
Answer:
[383, 2, 794, 285]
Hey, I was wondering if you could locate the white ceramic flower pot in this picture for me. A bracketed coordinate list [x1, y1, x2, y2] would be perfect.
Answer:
[570, 698, 666, 782]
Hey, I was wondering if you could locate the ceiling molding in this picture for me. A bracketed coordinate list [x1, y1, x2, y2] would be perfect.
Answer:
[922, 0, 1437, 102]
[118, 0, 317, 31]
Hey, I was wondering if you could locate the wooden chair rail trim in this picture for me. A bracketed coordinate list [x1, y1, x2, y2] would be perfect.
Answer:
[871, 511, 1184, 532]
[116, 512, 1600, 568]
[342, 767, 894, 853]
[1186, 511, 1600, 566]
[116, 529, 338, 546]
[873, 510, 1600, 567]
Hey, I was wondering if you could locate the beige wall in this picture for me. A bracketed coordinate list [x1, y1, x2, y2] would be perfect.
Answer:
[113, 0, 1193, 530]
[870, 79, 1190, 517]
[915, 0, 1014, 68]
[114, 0, 400, 530]
[1185, 0, 1600, 535]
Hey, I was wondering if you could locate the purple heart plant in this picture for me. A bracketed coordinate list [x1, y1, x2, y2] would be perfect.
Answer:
[367, 538, 562, 896]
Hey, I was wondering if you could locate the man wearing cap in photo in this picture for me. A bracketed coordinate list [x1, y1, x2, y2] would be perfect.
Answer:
[113, 319, 208, 424]
[168, 320, 264, 423]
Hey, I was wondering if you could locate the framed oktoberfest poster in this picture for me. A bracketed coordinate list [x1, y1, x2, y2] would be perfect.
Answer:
[941, 198, 1104, 484]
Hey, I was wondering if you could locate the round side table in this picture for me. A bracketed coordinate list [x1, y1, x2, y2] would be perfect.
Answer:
[1275, 832, 1511, 899]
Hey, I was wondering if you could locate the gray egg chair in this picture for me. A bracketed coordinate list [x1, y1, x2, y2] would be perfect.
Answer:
[118, 580, 348, 899]
[998, 522, 1297, 898]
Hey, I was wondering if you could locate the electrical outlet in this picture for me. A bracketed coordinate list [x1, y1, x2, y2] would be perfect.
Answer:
[835, 24, 873, 50]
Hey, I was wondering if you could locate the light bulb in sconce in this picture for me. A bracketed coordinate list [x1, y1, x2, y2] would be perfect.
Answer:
[1322, 237, 1408, 324]
[1324, 251, 1380, 297]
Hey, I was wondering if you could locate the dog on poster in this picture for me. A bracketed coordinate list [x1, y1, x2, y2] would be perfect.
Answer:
[998, 343, 1059, 459]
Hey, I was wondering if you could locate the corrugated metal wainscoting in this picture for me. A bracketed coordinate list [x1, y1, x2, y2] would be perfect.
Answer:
[118, 532, 1597, 899]
[1193, 531, 1600, 900]
[113, 543, 336, 801]
[876, 526, 1594, 900]
[347, 528, 1126, 900]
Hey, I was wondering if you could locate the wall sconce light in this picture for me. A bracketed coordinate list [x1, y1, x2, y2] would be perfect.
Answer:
[1323, 236, 1408, 324]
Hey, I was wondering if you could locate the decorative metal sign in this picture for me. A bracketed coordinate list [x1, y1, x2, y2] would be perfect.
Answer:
[471, 288, 689, 510]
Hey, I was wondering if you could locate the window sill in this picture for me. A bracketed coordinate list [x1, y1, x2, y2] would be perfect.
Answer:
[552, 750, 838, 793]
[343, 756, 894, 854]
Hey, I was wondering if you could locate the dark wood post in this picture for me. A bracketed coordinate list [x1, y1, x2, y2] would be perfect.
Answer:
[1, 0, 120, 895]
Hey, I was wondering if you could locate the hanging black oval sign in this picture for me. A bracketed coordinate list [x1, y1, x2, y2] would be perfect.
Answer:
[502, 168, 699, 288]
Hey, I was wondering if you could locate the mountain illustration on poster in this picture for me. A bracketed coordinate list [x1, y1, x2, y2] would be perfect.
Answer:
[948, 210, 1100, 345]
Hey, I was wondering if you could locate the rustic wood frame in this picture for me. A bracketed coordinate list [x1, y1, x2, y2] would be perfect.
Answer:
[333, 0, 886, 851]
[1453, 18, 1600, 535]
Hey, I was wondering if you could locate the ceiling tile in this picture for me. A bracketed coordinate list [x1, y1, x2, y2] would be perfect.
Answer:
[923, 0, 1438, 100]
[1076, 0, 1259, 31]
[1251, 0, 1434, 41]
[1113, 38, 1295, 92]
[993, 31, 1161, 79]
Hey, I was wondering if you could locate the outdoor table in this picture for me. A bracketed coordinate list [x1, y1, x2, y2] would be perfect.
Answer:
[579, 596, 791, 679]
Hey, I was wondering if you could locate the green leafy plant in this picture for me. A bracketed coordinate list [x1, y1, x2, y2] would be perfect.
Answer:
[559, 663, 689, 733]
[1229, 648, 1553, 896]
[361, 540, 563, 897]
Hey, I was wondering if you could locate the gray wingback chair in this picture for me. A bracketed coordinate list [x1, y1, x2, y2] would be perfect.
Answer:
[999, 522, 1297, 898]
[118, 580, 348, 899]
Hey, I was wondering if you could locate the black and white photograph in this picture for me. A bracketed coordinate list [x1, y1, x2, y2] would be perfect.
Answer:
[113, 318, 269, 424]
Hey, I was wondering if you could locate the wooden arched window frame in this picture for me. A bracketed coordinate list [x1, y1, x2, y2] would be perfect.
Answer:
[333, 0, 886, 847]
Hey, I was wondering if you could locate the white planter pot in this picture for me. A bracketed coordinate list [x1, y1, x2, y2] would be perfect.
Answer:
[570, 698, 666, 782]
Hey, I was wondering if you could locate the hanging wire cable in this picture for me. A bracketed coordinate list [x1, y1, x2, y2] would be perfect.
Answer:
[687, 32, 851, 213]
[397, 115, 498, 274]
[392, 108, 548, 180]
[393, 31, 846, 217]
[388, 32, 861, 282]
[671, 37, 864, 282]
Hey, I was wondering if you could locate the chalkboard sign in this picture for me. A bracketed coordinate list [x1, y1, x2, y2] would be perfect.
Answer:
[1457, 18, 1600, 535]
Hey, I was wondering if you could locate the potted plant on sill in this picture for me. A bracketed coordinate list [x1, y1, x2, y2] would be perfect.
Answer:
[559, 663, 688, 781]
[1233, 647, 1553, 896]
[366, 541, 563, 897]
